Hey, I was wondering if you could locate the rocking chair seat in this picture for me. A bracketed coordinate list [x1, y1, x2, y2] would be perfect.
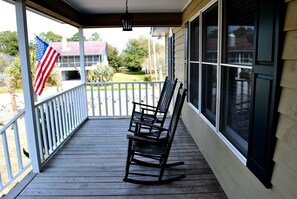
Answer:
[128, 135, 167, 155]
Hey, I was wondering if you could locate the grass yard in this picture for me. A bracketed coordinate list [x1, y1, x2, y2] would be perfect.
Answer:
[0, 72, 152, 94]
[0, 87, 23, 94]
[88, 72, 156, 91]
[0, 86, 7, 94]
[112, 72, 147, 82]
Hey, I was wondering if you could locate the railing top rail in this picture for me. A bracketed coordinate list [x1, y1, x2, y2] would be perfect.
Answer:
[34, 83, 85, 107]
[0, 108, 25, 135]
[86, 81, 164, 85]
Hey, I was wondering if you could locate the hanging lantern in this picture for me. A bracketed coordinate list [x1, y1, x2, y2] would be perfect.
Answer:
[121, 0, 133, 31]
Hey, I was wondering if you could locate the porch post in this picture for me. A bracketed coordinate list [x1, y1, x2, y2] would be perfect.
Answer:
[15, 0, 41, 172]
[79, 28, 88, 117]
[79, 28, 86, 84]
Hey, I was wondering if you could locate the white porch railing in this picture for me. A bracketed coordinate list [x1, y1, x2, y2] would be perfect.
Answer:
[0, 109, 29, 193]
[34, 84, 88, 165]
[86, 81, 164, 117]
[0, 81, 165, 193]
[0, 84, 88, 193]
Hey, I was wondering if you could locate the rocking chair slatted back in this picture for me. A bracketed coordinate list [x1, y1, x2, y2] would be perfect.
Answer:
[128, 77, 178, 132]
[166, 85, 186, 150]
[157, 78, 177, 113]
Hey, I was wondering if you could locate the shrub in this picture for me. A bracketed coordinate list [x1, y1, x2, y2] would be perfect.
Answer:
[143, 75, 151, 82]
[87, 63, 115, 82]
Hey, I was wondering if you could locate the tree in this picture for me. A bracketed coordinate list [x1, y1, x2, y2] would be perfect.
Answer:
[142, 40, 165, 80]
[89, 32, 101, 41]
[68, 32, 86, 41]
[0, 53, 11, 74]
[0, 31, 19, 56]
[233, 26, 247, 38]
[122, 36, 148, 72]
[38, 31, 63, 43]
[107, 45, 122, 71]
[5, 55, 23, 114]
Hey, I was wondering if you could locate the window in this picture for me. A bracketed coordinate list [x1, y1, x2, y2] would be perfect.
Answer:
[202, 3, 218, 63]
[201, 3, 218, 125]
[221, 0, 254, 156]
[189, 17, 199, 108]
[187, 0, 282, 187]
[188, 0, 254, 155]
[202, 64, 217, 124]
[221, 67, 252, 155]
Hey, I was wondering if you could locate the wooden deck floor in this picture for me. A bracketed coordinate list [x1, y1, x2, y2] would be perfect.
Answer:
[15, 119, 227, 198]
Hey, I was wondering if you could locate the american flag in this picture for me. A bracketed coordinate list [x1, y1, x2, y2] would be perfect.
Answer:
[34, 36, 60, 96]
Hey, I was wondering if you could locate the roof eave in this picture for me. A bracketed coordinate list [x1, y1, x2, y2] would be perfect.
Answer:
[25, 0, 182, 28]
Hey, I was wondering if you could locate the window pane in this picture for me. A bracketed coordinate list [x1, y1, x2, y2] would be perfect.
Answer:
[190, 17, 199, 61]
[69, 57, 74, 63]
[222, 67, 251, 155]
[190, 63, 199, 108]
[223, 0, 255, 65]
[202, 3, 218, 63]
[202, 64, 216, 124]
[94, 55, 99, 62]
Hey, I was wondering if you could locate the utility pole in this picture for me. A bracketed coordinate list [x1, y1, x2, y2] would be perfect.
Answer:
[153, 40, 157, 81]
[148, 37, 152, 81]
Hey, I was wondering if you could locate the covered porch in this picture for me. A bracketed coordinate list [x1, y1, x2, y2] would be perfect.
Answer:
[8, 118, 226, 198]
[1, 0, 214, 196]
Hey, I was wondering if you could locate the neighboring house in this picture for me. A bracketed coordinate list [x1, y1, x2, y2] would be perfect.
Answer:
[0, 52, 14, 83]
[163, 0, 297, 198]
[50, 39, 108, 80]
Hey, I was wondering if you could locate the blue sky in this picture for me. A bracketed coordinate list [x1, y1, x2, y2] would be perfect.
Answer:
[0, 0, 151, 52]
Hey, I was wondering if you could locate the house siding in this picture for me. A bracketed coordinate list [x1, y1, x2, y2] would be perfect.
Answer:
[169, 0, 297, 198]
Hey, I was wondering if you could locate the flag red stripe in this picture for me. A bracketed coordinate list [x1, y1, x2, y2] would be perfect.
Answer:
[34, 46, 60, 95]
[38, 50, 59, 94]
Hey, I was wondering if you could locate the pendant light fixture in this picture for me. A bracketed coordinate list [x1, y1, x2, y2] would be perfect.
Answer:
[121, 0, 133, 31]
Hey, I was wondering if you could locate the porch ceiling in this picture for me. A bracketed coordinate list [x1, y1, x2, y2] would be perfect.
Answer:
[17, 0, 191, 28]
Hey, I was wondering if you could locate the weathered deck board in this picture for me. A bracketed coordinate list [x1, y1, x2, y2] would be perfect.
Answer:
[16, 119, 227, 198]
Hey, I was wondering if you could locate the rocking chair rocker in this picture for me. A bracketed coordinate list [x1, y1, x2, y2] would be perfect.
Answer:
[123, 87, 187, 185]
[128, 77, 178, 134]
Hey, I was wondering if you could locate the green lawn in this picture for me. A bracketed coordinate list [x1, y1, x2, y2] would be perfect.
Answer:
[0, 72, 150, 94]
[0, 86, 7, 94]
[0, 86, 23, 94]
[113, 72, 147, 82]
[87, 72, 156, 91]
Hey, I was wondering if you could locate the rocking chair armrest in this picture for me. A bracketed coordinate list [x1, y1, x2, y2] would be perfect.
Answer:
[141, 107, 160, 114]
[134, 120, 168, 132]
[127, 134, 167, 144]
[132, 102, 157, 109]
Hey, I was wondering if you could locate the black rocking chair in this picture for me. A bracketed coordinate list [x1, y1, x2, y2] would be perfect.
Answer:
[123, 87, 187, 185]
[128, 77, 178, 134]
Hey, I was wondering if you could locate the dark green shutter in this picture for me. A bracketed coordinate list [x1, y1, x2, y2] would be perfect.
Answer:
[247, 0, 284, 188]
[184, 22, 189, 100]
